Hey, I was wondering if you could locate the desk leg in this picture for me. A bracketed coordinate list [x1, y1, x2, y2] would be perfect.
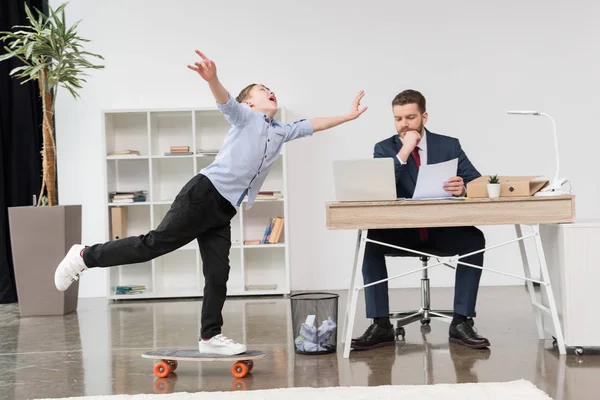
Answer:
[515, 224, 545, 340]
[532, 224, 566, 354]
[341, 230, 362, 344]
[343, 229, 367, 359]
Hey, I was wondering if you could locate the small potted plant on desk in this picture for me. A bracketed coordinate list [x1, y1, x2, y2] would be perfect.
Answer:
[487, 175, 501, 198]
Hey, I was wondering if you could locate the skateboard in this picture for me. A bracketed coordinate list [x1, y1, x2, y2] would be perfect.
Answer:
[141, 349, 265, 378]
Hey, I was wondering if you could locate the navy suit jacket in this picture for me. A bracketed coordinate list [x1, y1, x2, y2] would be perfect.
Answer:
[373, 129, 481, 199]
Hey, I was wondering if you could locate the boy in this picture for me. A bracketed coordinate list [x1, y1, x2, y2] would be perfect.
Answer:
[54, 49, 367, 356]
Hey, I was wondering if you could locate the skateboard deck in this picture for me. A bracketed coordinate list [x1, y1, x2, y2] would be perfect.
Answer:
[142, 349, 265, 378]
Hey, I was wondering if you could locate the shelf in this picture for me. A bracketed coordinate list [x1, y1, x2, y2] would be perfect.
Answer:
[228, 248, 243, 293]
[108, 288, 289, 300]
[106, 158, 150, 197]
[244, 247, 286, 292]
[151, 157, 194, 203]
[109, 290, 195, 300]
[109, 261, 153, 297]
[242, 201, 285, 245]
[104, 112, 149, 157]
[103, 107, 290, 300]
[151, 155, 195, 159]
[107, 155, 149, 160]
[195, 110, 231, 152]
[150, 111, 193, 157]
[244, 198, 284, 203]
[108, 202, 150, 207]
[154, 250, 199, 294]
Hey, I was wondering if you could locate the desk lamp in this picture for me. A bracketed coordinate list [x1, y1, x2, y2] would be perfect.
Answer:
[506, 111, 569, 196]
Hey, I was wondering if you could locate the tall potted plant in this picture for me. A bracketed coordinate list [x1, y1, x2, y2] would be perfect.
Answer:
[0, 2, 104, 316]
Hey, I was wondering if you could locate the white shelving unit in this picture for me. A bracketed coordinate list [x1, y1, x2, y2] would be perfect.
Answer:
[101, 107, 290, 300]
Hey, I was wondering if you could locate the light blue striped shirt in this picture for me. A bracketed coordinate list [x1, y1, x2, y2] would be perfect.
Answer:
[200, 92, 314, 208]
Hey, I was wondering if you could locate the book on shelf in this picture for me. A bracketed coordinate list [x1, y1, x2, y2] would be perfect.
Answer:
[196, 148, 220, 155]
[244, 240, 262, 245]
[108, 149, 140, 156]
[115, 285, 146, 295]
[109, 190, 147, 203]
[170, 146, 190, 153]
[245, 284, 277, 291]
[116, 285, 146, 291]
[261, 216, 284, 244]
[164, 151, 193, 156]
[256, 190, 283, 200]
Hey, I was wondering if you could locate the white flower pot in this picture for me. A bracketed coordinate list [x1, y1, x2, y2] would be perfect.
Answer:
[487, 184, 501, 198]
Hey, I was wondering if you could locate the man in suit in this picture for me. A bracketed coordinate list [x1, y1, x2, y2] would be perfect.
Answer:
[351, 89, 490, 350]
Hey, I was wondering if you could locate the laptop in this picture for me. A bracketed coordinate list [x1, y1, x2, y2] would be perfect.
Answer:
[332, 158, 397, 201]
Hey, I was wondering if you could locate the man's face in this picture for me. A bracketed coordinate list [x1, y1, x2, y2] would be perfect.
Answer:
[393, 103, 428, 138]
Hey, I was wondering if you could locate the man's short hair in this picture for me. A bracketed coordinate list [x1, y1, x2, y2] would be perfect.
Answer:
[392, 89, 426, 114]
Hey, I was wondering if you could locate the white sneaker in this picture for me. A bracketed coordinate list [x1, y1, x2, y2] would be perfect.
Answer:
[198, 334, 247, 356]
[54, 244, 87, 291]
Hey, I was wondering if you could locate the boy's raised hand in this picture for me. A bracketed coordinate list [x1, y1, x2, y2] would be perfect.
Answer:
[346, 90, 368, 121]
[187, 50, 217, 82]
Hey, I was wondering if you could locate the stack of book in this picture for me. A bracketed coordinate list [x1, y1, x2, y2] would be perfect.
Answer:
[196, 148, 220, 156]
[108, 149, 140, 157]
[115, 285, 146, 295]
[256, 191, 283, 200]
[110, 190, 147, 203]
[164, 146, 192, 156]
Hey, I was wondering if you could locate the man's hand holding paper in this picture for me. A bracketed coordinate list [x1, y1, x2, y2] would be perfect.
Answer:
[411, 158, 464, 200]
[444, 176, 466, 196]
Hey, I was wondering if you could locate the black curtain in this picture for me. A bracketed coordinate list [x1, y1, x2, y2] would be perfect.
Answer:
[0, 0, 48, 304]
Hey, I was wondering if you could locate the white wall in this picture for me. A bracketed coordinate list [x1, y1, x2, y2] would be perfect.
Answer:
[51, 0, 600, 298]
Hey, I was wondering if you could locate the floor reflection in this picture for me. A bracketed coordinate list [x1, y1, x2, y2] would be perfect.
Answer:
[0, 287, 598, 400]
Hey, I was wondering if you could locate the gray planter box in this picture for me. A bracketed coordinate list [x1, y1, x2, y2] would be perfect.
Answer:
[8, 205, 82, 316]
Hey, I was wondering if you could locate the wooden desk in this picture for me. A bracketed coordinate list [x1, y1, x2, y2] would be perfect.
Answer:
[326, 195, 575, 230]
[325, 195, 575, 358]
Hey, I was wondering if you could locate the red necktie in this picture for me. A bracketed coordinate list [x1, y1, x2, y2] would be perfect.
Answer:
[412, 147, 429, 242]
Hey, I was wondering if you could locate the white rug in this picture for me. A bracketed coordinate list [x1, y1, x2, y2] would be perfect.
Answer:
[39, 379, 552, 400]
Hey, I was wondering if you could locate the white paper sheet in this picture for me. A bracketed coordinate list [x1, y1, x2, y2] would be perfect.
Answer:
[411, 158, 459, 200]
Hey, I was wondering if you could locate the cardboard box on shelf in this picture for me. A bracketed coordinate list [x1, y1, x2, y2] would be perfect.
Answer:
[110, 206, 128, 240]
[466, 176, 549, 198]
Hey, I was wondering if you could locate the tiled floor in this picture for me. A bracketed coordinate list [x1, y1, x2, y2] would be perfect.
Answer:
[0, 286, 597, 399]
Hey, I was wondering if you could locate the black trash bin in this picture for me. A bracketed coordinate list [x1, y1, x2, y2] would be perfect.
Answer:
[290, 292, 339, 355]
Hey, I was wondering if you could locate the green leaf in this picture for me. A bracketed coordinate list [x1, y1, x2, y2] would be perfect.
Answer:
[0, 52, 16, 62]
[0, 1, 104, 98]
[9, 65, 30, 75]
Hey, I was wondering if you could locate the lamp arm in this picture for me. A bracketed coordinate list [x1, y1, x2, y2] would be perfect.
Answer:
[540, 112, 559, 185]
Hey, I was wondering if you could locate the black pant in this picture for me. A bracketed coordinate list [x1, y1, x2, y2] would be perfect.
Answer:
[362, 226, 485, 318]
[83, 174, 237, 339]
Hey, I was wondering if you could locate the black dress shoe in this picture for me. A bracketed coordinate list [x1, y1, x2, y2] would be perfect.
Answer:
[351, 323, 395, 350]
[449, 321, 490, 349]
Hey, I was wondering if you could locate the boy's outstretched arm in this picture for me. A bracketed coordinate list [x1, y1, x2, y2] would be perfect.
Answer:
[187, 50, 229, 104]
[310, 91, 368, 132]
[187, 50, 251, 126]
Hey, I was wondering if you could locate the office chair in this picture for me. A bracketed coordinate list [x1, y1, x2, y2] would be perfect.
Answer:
[386, 248, 459, 340]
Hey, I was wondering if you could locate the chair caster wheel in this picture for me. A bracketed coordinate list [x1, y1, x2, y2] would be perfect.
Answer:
[420, 318, 431, 326]
[552, 337, 558, 349]
[395, 326, 405, 340]
[575, 347, 584, 355]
